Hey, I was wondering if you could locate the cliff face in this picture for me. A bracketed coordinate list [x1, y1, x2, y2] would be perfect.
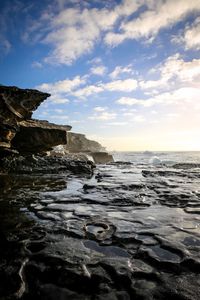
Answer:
[0, 86, 71, 156]
[66, 132, 105, 153]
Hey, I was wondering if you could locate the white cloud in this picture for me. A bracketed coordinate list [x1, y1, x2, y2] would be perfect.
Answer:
[37, 77, 138, 101]
[87, 57, 102, 65]
[23, 0, 143, 65]
[160, 54, 200, 83]
[49, 96, 70, 104]
[73, 85, 104, 98]
[106, 121, 128, 126]
[54, 109, 64, 113]
[117, 97, 148, 106]
[183, 17, 200, 50]
[41, 1, 143, 65]
[140, 78, 167, 90]
[117, 87, 200, 107]
[36, 76, 86, 104]
[109, 65, 133, 79]
[103, 79, 138, 92]
[90, 65, 107, 76]
[105, 0, 200, 46]
[89, 111, 117, 120]
[94, 106, 107, 112]
[73, 78, 138, 98]
[139, 54, 200, 92]
[37, 75, 86, 94]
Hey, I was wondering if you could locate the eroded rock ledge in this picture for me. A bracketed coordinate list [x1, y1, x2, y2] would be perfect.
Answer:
[0, 85, 113, 174]
[11, 119, 71, 154]
[0, 85, 50, 155]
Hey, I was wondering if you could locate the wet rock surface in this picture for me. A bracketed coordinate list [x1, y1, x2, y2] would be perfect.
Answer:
[0, 154, 95, 175]
[0, 159, 200, 299]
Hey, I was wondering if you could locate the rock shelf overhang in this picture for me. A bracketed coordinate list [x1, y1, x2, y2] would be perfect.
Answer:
[0, 85, 113, 170]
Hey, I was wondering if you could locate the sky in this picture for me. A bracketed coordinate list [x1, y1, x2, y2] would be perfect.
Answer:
[0, 0, 200, 151]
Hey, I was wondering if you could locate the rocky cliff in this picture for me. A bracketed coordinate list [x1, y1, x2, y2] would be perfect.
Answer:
[51, 132, 114, 163]
[66, 132, 105, 153]
[0, 86, 73, 157]
[0, 85, 113, 174]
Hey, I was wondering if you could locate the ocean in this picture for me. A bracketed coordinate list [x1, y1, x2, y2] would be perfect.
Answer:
[113, 150, 200, 164]
[0, 151, 200, 299]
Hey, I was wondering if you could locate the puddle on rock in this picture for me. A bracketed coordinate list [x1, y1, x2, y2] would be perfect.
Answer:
[148, 245, 181, 263]
[83, 240, 130, 258]
[182, 236, 200, 246]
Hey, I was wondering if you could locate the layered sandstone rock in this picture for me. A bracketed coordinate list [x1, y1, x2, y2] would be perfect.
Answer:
[0, 85, 73, 156]
[0, 85, 50, 155]
[0, 85, 113, 171]
[12, 119, 71, 153]
[66, 132, 105, 153]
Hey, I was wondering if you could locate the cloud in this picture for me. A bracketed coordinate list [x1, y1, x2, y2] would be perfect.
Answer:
[182, 17, 200, 50]
[160, 54, 200, 83]
[103, 79, 138, 92]
[43, 2, 139, 64]
[89, 105, 117, 121]
[37, 75, 86, 94]
[22, 0, 143, 65]
[94, 106, 107, 112]
[43, 12, 100, 65]
[54, 108, 65, 113]
[117, 87, 200, 107]
[89, 111, 117, 120]
[139, 54, 200, 91]
[106, 121, 128, 126]
[73, 78, 138, 98]
[90, 65, 107, 76]
[49, 95, 70, 104]
[72, 85, 104, 98]
[117, 97, 149, 106]
[104, 0, 200, 46]
[109, 65, 133, 79]
[87, 57, 102, 65]
[36, 75, 86, 104]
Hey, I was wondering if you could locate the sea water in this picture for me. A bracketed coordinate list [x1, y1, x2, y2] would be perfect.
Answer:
[0, 151, 200, 299]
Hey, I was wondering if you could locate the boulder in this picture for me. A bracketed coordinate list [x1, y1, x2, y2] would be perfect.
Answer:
[91, 152, 114, 164]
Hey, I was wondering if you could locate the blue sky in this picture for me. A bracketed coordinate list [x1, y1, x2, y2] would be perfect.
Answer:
[1, 0, 200, 150]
